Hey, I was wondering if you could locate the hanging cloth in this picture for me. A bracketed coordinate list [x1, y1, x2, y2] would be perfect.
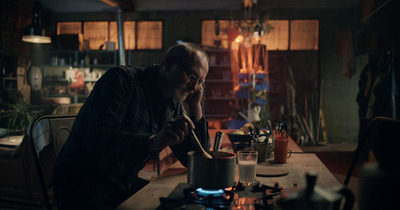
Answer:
[336, 30, 356, 78]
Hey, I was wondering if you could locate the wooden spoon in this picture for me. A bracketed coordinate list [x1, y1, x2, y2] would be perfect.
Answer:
[188, 130, 213, 159]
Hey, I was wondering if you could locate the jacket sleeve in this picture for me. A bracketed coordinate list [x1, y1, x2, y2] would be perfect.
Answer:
[73, 67, 155, 172]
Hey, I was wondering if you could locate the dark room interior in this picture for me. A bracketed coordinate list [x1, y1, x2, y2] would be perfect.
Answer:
[0, 0, 399, 209]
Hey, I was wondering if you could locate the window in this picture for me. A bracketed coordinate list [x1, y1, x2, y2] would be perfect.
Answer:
[290, 20, 319, 50]
[262, 20, 289, 50]
[202, 20, 232, 49]
[107, 21, 136, 50]
[57, 20, 162, 50]
[201, 19, 318, 51]
[83, 22, 108, 50]
[136, 21, 162, 50]
[57, 22, 82, 35]
[123, 21, 136, 50]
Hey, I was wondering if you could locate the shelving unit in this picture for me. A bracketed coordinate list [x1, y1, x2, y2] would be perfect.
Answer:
[40, 50, 117, 104]
[202, 49, 235, 125]
[1, 64, 31, 103]
[44, 50, 117, 67]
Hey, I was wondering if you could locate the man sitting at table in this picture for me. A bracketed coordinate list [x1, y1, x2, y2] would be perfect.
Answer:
[52, 42, 210, 210]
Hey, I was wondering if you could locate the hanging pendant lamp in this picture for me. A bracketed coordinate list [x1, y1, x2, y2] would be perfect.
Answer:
[22, 1, 51, 44]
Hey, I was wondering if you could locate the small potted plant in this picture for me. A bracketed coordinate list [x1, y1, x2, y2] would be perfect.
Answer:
[1, 99, 41, 135]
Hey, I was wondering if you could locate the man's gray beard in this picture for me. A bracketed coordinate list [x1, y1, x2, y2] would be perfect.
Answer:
[172, 87, 188, 102]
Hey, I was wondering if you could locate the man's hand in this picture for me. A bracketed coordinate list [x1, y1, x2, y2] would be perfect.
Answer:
[186, 84, 204, 105]
[148, 115, 195, 151]
[185, 84, 204, 121]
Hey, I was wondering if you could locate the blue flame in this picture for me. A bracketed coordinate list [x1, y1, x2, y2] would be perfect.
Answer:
[196, 188, 224, 197]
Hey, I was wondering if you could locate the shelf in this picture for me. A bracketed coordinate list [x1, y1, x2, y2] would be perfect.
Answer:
[48, 50, 117, 54]
[203, 49, 234, 119]
[204, 97, 235, 100]
[205, 114, 230, 118]
[45, 94, 89, 104]
[209, 64, 231, 68]
[43, 64, 113, 68]
[205, 79, 232, 83]
[44, 78, 99, 83]
[2, 77, 17, 80]
[46, 50, 117, 67]
[203, 49, 230, 53]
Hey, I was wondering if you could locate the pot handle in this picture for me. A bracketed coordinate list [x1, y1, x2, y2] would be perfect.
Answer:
[337, 186, 355, 210]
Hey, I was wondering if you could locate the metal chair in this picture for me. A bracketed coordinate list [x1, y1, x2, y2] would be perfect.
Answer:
[29, 114, 77, 210]
[344, 116, 400, 186]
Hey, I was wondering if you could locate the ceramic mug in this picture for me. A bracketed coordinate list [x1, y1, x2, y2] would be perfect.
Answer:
[274, 136, 292, 163]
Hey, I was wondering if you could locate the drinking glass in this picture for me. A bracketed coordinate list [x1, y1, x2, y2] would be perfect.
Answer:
[237, 151, 258, 185]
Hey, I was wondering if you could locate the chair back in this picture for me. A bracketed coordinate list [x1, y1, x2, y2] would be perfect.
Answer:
[365, 117, 400, 169]
[48, 117, 75, 157]
[29, 114, 77, 210]
[344, 116, 400, 186]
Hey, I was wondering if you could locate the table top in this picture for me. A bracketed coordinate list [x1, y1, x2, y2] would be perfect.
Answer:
[0, 135, 24, 148]
[117, 153, 340, 210]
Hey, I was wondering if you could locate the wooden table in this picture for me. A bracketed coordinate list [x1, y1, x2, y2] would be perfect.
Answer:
[117, 155, 340, 210]
[117, 129, 340, 210]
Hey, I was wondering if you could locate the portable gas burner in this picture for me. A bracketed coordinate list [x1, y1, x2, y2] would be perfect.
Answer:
[183, 187, 234, 205]
[158, 182, 282, 209]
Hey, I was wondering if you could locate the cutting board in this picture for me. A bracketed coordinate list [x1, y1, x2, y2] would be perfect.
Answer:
[256, 166, 289, 177]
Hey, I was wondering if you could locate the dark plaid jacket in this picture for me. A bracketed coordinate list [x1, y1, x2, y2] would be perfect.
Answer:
[53, 65, 209, 191]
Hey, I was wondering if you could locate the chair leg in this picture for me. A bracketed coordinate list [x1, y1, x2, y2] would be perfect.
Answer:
[152, 155, 160, 176]
[344, 142, 363, 186]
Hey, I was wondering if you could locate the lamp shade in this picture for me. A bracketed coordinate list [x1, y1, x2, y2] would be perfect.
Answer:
[22, 1, 51, 44]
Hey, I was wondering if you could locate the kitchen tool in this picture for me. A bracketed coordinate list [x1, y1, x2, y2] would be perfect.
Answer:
[213, 131, 223, 151]
[278, 172, 354, 210]
[187, 151, 236, 189]
[188, 130, 212, 159]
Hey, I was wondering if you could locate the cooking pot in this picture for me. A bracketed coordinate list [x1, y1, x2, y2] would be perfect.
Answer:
[187, 151, 236, 189]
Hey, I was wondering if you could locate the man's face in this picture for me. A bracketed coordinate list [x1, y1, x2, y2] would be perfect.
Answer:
[166, 61, 207, 102]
